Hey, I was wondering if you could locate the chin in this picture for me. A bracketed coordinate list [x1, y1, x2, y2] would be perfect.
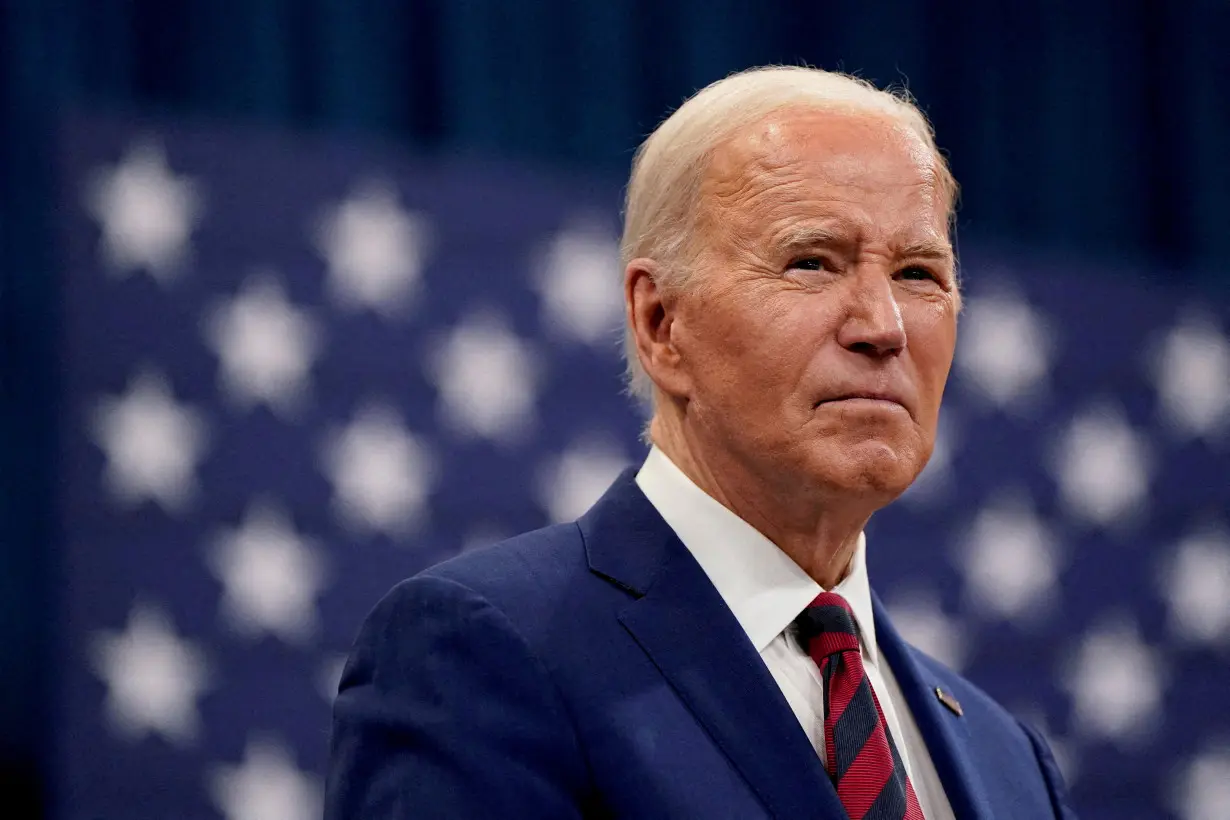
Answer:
[809, 440, 926, 499]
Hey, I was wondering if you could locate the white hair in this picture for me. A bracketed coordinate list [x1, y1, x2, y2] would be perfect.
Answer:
[620, 65, 958, 405]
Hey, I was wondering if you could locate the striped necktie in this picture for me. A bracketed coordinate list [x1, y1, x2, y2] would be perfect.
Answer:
[794, 592, 925, 820]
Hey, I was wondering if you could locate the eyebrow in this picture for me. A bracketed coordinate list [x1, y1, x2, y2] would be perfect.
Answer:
[895, 240, 955, 263]
[774, 223, 953, 263]
[774, 225, 852, 252]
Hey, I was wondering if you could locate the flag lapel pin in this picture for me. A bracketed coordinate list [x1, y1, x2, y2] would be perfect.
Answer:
[935, 687, 963, 717]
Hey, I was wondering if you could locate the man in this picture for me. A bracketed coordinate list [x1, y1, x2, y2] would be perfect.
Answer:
[325, 66, 1077, 819]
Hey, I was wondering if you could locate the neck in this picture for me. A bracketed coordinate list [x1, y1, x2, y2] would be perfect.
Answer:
[649, 406, 873, 590]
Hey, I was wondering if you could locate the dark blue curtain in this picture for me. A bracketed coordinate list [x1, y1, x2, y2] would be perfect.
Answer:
[2, 0, 1228, 799]
[15, 0, 1230, 270]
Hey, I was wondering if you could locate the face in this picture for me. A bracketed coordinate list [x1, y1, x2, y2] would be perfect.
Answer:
[664, 108, 958, 505]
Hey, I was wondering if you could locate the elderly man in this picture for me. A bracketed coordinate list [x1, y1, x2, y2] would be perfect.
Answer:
[326, 66, 1077, 819]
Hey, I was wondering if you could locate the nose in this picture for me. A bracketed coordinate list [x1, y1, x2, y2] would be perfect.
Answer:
[835, 270, 907, 357]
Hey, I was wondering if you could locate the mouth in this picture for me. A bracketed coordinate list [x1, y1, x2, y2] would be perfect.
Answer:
[816, 392, 910, 415]
[820, 391, 904, 405]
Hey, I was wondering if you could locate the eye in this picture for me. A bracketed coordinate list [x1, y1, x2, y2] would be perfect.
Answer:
[787, 257, 830, 272]
[897, 265, 937, 282]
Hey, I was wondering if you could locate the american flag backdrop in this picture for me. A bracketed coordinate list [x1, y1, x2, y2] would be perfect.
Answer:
[54, 113, 1230, 820]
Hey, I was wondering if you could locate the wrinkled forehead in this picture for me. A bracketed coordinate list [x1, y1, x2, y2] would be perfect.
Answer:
[699, 108, 951, 234]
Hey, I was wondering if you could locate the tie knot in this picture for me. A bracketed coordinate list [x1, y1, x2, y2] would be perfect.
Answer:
[794, 592, 861, 657]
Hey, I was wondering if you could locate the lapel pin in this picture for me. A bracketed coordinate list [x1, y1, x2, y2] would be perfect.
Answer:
[935, 687, 963, 717]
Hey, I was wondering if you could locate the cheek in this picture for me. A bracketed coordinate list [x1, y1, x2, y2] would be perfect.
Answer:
[687, 293, 799, 378]
[905, 304, 957, 405]
[725, 299, 825, 400]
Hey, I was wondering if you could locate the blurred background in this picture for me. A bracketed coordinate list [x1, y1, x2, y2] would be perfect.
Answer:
[3, 1, 1229, 818]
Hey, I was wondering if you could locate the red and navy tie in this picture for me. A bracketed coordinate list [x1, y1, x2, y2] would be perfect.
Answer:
[795, 592, 925, 820]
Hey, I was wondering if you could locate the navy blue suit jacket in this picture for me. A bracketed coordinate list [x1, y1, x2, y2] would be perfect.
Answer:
[326, 471, 1077, 818]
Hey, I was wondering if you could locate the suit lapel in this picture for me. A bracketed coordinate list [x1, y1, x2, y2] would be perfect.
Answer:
[872, 594, 995, 820]
[581, 472, 839, 819]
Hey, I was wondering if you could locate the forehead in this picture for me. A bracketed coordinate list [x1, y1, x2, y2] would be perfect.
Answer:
[700, 107, 949, 240]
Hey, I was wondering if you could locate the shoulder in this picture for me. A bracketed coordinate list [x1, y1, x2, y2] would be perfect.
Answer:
[328, 528, 596, 818]
[420, 521, 590, 607]
[357, 522, 595, 651]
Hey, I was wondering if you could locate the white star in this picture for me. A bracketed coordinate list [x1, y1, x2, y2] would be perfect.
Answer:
[532, 220, 624, 346]
[1172, 743, 1230, 820]
[91, 369, 209, 513]
[90, 602, 210, 745]
[320, 402, 434, 536]
[901, 411, 958, 506]
[429, 311, 541, 443]
[957, 494, 1061, 624]
[1161, 524, 1230, 646]
[885, 590, 971, 671]
[1061, 616, 1166, 743]
[536, 436, 631, 523]
[314, 180, 430, 315]
[1151, 315, 1230, 440]
[208, 736, 322, 820]
[956, 289, 1053, 409]
[203, 272, 322, 416]
[1051, 405, 1152, 528]
[83, 140, 202, 282]
[207, 502, 328, 643]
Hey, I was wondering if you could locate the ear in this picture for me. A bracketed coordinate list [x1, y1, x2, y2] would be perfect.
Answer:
[624, 258, 692, 400]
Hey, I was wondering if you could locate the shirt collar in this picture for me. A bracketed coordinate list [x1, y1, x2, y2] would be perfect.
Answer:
[635, 445, 879, 664]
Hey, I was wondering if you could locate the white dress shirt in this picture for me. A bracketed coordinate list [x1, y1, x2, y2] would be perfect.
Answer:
[636, 446, 955, 819]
